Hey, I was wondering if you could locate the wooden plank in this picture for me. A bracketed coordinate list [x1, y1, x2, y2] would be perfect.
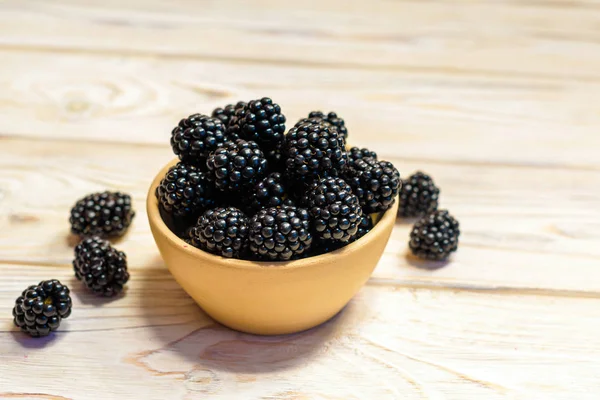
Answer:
[2, 0, 600, 78]
[1, 279, 599, 399]
[1, 137, 599, 295]
[0, 49, 599, 168]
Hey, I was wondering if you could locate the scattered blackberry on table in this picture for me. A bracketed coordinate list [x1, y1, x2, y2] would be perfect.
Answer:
[73, 237, 129, 297]
[409, 210, 459, 261]
[282, 119, 348, 184]
[227, 98, 286, 150]
[248, 206, 312, 261]
[349, 147, 378, 166]
[398, 171, 440, 218]
[345, 157, 401, 214]
[308, 111, 348, 139]
[12, 280, 72, 338]
[247, 172, 294, 213]
[206, 140, 268, 192]
[306, 177, 362, 243]
[70, 191, 135, 238]
[189, 207, 249, 258]
[156, 162, 215, 219]
[211, 101, 247, 128]
[170, 114, 228, 165]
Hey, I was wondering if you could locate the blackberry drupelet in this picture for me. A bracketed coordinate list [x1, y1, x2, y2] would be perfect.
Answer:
[189, 207, 249, 258]
[227, 97, 286, 150]
[409, 210, 459, 261]
[398, 171, 440, 218]
[248, 172, 294, 213]
[12, 279, 72, 337]
[73, 237, 130, 297]
[170, 114, 228, 165]
[70, 191, 135, 238]
[349, 147, 378, 166]
[156, 162, 215, 219]
[306, 177, 362, 243]
[206, 140, 268, 192]
[248, 206, 312, 260]
[211, 101, 247, 128]
[345, 157, 401, 214]
[282, 119, 348, 184]
[308, 111, 348, 139]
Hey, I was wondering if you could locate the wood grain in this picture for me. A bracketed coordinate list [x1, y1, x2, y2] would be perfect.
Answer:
[1, 0, 600, 398]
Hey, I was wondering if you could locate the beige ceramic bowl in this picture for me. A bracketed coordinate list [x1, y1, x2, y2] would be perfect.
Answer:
[147, 159, 398, 335]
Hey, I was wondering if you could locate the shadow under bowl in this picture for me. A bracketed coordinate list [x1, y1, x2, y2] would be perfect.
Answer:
[147, 159, 398, 335]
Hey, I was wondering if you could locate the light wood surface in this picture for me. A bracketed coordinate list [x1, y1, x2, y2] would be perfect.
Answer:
[1, 0, 599, 398]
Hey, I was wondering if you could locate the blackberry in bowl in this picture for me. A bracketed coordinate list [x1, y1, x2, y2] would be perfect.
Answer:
[147, 158, 398, 335]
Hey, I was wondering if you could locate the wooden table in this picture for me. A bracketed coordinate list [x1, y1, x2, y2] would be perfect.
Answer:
[1, 1, 599, 398]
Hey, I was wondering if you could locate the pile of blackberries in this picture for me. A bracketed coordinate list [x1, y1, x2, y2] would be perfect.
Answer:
[157, 97, 402, 261]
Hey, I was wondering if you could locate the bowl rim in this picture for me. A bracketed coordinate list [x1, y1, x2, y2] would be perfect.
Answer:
[147, 158, 398, 271]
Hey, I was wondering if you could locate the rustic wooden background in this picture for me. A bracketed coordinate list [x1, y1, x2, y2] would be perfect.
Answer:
[1, 0, 600, 398]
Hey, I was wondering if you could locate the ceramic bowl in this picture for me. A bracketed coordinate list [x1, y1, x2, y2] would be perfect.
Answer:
[147, 159, 398, 335]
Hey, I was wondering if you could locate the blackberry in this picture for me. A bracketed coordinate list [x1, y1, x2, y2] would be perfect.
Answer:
[310, 213, 374, 256]
[156, 162, 215, 219]
[247, 172, 294, 213]
[227, 97, 286, 150]
[349, 147, 378, 166]
[211, 101, 247, 128]
[70, 191, 135, 238]
[248, 206, 312, 260]
[73, 237, 129, 297]
[398, 171, 440, 218]
[352, 214, 374, 242]
[283, 119, 348, 183]
[345, 158, 401, 214]
[306, 177, 362, 243]
[206, 140, 268, 192]
[409, 210, 460, 261]
[189, 207, 249, 258]
[12, 280, 72, 337]
[170, 114, 228, 165]
[308, 111, 348, 139]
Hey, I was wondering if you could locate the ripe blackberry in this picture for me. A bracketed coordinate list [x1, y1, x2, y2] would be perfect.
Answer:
[311, 214, 374, 255]
[12, 280, 72, 337]
[399, 171, 440, 218]
[156, 162, 215, 219]
[189, 207, 249, 258]
[352, 214, 374, 241]
[170, 114, 228, 165]
[248, 206, 312, 260]
[308, 111, 348, 139]
[70, 191, 135, 238]
[211, 101, 247, 128]
[283, 119, 348, 183]
[206, 140, 268, 192]
[227, 98, 286, 150]
[345, 158, 401, 214]
[349, 147, 378, 166]
[247, 172, 294, 213]
[73, 237, 129, 297]
[409, 210, 460, 261]
[306, 177, 362, 243]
